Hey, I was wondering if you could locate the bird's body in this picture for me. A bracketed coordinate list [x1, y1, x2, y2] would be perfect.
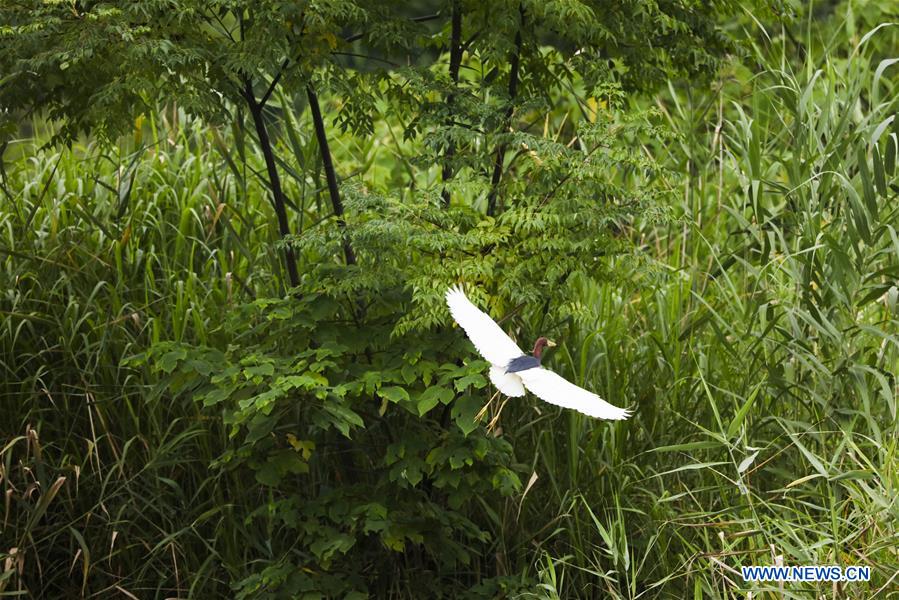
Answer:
[445, 286, 631, 420]
[505, 354, 541, 373]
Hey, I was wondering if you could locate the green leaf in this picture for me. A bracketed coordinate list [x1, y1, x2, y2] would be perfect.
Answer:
[280, 374, 327, 390]
[378, 386, 410, 403]
[651, 462, 730, 478]
[785, 431, 829, 477]
[416, 386, 454, 416]
[400, 362, 418, 384]
[872, 143, 887, 197]
[255, 449, 310, 486]
[68, 526, 91, 592]
[454, 373, 487, 392]
[186, 357, 217, 376]
[287, 435, 315, 460]
[829, 470, 875, 482]
[452, 395, 483, 436]
[885, 133, 897, 176]
[245, 411, 279, 444]
[244, 363, 275, 379]
[158, 346, 187, 373]
[321, 400, 365, 438]
[857, 144, 877, 214]
[650, 441, 722, 453]
[200, 385, 235, 407]
[361, 371, 382, 393]
[726, 381, 763, 440]
[310, 533, 356, 562]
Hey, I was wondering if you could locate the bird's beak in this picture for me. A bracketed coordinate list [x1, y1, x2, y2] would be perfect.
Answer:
[546, 339, 557, 348]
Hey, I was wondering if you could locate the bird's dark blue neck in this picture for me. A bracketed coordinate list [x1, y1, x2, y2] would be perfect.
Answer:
[506, 354, 541, 373]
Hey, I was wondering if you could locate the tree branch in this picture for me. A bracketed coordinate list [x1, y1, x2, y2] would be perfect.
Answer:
[260, 58, 289, 106]
[260, 13, 444, 107]
[307, 85, 357, 266]
[260, 11, 307, 106]
[486, 8, 524, 217]
[440, 0, 463, 206]
[244, 80, 301, 290]
[344, 13, 442, 44]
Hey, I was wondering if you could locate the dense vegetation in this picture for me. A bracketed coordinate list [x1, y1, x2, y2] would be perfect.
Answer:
[2, 1, 898, 598]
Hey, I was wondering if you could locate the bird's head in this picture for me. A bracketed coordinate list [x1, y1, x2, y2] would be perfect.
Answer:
[532, 337, 557, 359]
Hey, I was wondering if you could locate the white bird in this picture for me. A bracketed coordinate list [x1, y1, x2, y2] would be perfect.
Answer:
[445, 286, 631, 420]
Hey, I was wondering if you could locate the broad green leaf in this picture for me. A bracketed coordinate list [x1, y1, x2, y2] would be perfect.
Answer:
[200, 385, 235, 407]
[452, 395, 484, 436]
[255, 449, 309, 486]
[158, 346, 187, 373]
[417, 386, 454, 416]
[280, 374, 327, 390]
[379, 386, 410, 404]
[454, 373, 487, 392]
[322, 400, 365, 438]
[244, 363, 275, 379]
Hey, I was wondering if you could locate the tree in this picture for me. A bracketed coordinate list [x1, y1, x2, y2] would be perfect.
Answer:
[1, 0, 747, 286]
[2, 0, 374, 287]
[1, 0, 772, 595]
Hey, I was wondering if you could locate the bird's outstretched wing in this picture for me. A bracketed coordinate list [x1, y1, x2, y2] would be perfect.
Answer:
[445, 286, 524, 367]
[516, 367, 631, 420]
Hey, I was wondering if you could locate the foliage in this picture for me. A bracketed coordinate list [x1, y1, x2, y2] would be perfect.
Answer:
[1, 0, 752, 293]
[120, 89, 669, 597]
[521, 9, 899, 597]
[0, 0, 745, 139]
[0, 119, 266, 598]
[136, 291, 525, 597]
[2, 0, 688, 593]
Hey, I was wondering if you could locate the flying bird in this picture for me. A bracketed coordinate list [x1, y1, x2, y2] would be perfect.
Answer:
[445, 286, 631, 420]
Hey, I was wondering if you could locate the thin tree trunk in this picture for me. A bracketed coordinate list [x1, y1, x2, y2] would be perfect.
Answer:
[307, 85, 357, 266]
[440, 0, 463, 206]
[245, 82, 301, 289]
[486, 12, 524, 217]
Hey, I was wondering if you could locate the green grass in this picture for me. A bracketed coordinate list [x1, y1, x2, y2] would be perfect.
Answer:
[510, 18, 899, 598]
[2, 13, 898, 600]
[0, 115, 278, 597]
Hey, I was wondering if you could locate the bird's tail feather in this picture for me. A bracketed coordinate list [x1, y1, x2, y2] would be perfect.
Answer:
[489, 366, 526, 397]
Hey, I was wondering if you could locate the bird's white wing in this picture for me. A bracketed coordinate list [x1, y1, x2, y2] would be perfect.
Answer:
[445, 286, 525, 367]
[517, 367, 631, 420]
